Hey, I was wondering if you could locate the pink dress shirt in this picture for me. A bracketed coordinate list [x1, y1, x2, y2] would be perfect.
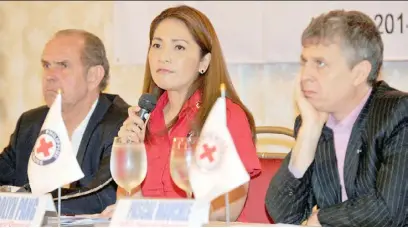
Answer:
[325, 89, 371, 201]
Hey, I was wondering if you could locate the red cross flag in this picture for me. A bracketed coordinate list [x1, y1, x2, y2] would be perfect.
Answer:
[188, 84, 250, 204]
[27, 91, 84, 195]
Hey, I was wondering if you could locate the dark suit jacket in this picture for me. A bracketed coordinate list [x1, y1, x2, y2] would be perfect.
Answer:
[0, 93, 129, 215]
[265, 81, 408, 226]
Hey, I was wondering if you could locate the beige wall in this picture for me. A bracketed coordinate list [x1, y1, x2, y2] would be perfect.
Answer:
[0, 1, 144, 148]
[1, 1, 408, 153]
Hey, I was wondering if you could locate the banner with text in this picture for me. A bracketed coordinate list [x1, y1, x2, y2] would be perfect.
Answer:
[113, 1, 408, 64]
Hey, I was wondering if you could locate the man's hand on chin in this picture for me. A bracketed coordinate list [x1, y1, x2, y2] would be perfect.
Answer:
[306, 210, 321, 227]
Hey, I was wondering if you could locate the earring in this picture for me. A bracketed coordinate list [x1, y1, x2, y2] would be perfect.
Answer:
[200, 70, 205, 74]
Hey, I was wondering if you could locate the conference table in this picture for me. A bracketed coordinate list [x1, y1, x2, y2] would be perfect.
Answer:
[44, 219, 299, 227]
[44, 215, 300, 227]
[205, 222, 299, 227]
[1, 186, 301, 227]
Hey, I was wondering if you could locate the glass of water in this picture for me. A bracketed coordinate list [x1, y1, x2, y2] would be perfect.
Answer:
[169, 137, 194, 198]
[110, 137, 147, 196]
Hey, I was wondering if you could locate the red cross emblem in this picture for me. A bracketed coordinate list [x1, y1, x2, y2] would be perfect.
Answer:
[199, 144, 216, 163]
[36, 138, 53, 157]
[31, 129, 62, 166]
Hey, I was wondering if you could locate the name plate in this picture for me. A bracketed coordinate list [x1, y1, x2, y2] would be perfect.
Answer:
[0, 192, 54, 227]
[110, 198, 210, 227]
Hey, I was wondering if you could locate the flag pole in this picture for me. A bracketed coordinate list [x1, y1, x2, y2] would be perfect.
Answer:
[58, 187, 61, 227]
[57, 89, 62, 227]
[225, 193, 230, 225]
[220, 83, 230, 226]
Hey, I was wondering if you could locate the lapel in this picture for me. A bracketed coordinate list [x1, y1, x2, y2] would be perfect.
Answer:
[76, 93, 112, 166]
[343, 90, 375, 199]
[316, 127, 342, 205]
[35, 109, 49, 139]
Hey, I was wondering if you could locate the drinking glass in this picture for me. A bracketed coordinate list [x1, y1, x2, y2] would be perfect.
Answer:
[110, 137, 147, 196]
[170, 137, 194, 198]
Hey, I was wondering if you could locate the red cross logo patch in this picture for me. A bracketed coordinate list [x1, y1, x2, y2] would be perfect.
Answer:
[36, 138, 53, 157]
[31, 129, 61, 166]
[195, 133, 226, 171]
[200, 144, 216, 162]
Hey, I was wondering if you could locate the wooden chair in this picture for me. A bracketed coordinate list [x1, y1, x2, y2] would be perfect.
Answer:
[240, 126, 294, 224]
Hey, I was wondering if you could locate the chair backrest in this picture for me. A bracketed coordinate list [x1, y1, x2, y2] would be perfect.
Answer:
[240, 126, 294, 224]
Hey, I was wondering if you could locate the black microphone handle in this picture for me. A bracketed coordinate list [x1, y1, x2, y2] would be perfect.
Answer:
[138, 109, 151, 123]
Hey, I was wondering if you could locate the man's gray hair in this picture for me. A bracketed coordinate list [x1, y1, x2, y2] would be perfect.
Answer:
[301, 10, 383, 85]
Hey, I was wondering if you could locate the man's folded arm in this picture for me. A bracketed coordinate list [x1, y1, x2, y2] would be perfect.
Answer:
[265, 117, 317, 224]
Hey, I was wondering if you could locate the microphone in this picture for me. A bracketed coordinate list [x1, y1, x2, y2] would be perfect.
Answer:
[137, 93, 157, 122]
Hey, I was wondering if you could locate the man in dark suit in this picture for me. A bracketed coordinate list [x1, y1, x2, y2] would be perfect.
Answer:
[0, 29, 129, 215]
[265, 10, 408, 226]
